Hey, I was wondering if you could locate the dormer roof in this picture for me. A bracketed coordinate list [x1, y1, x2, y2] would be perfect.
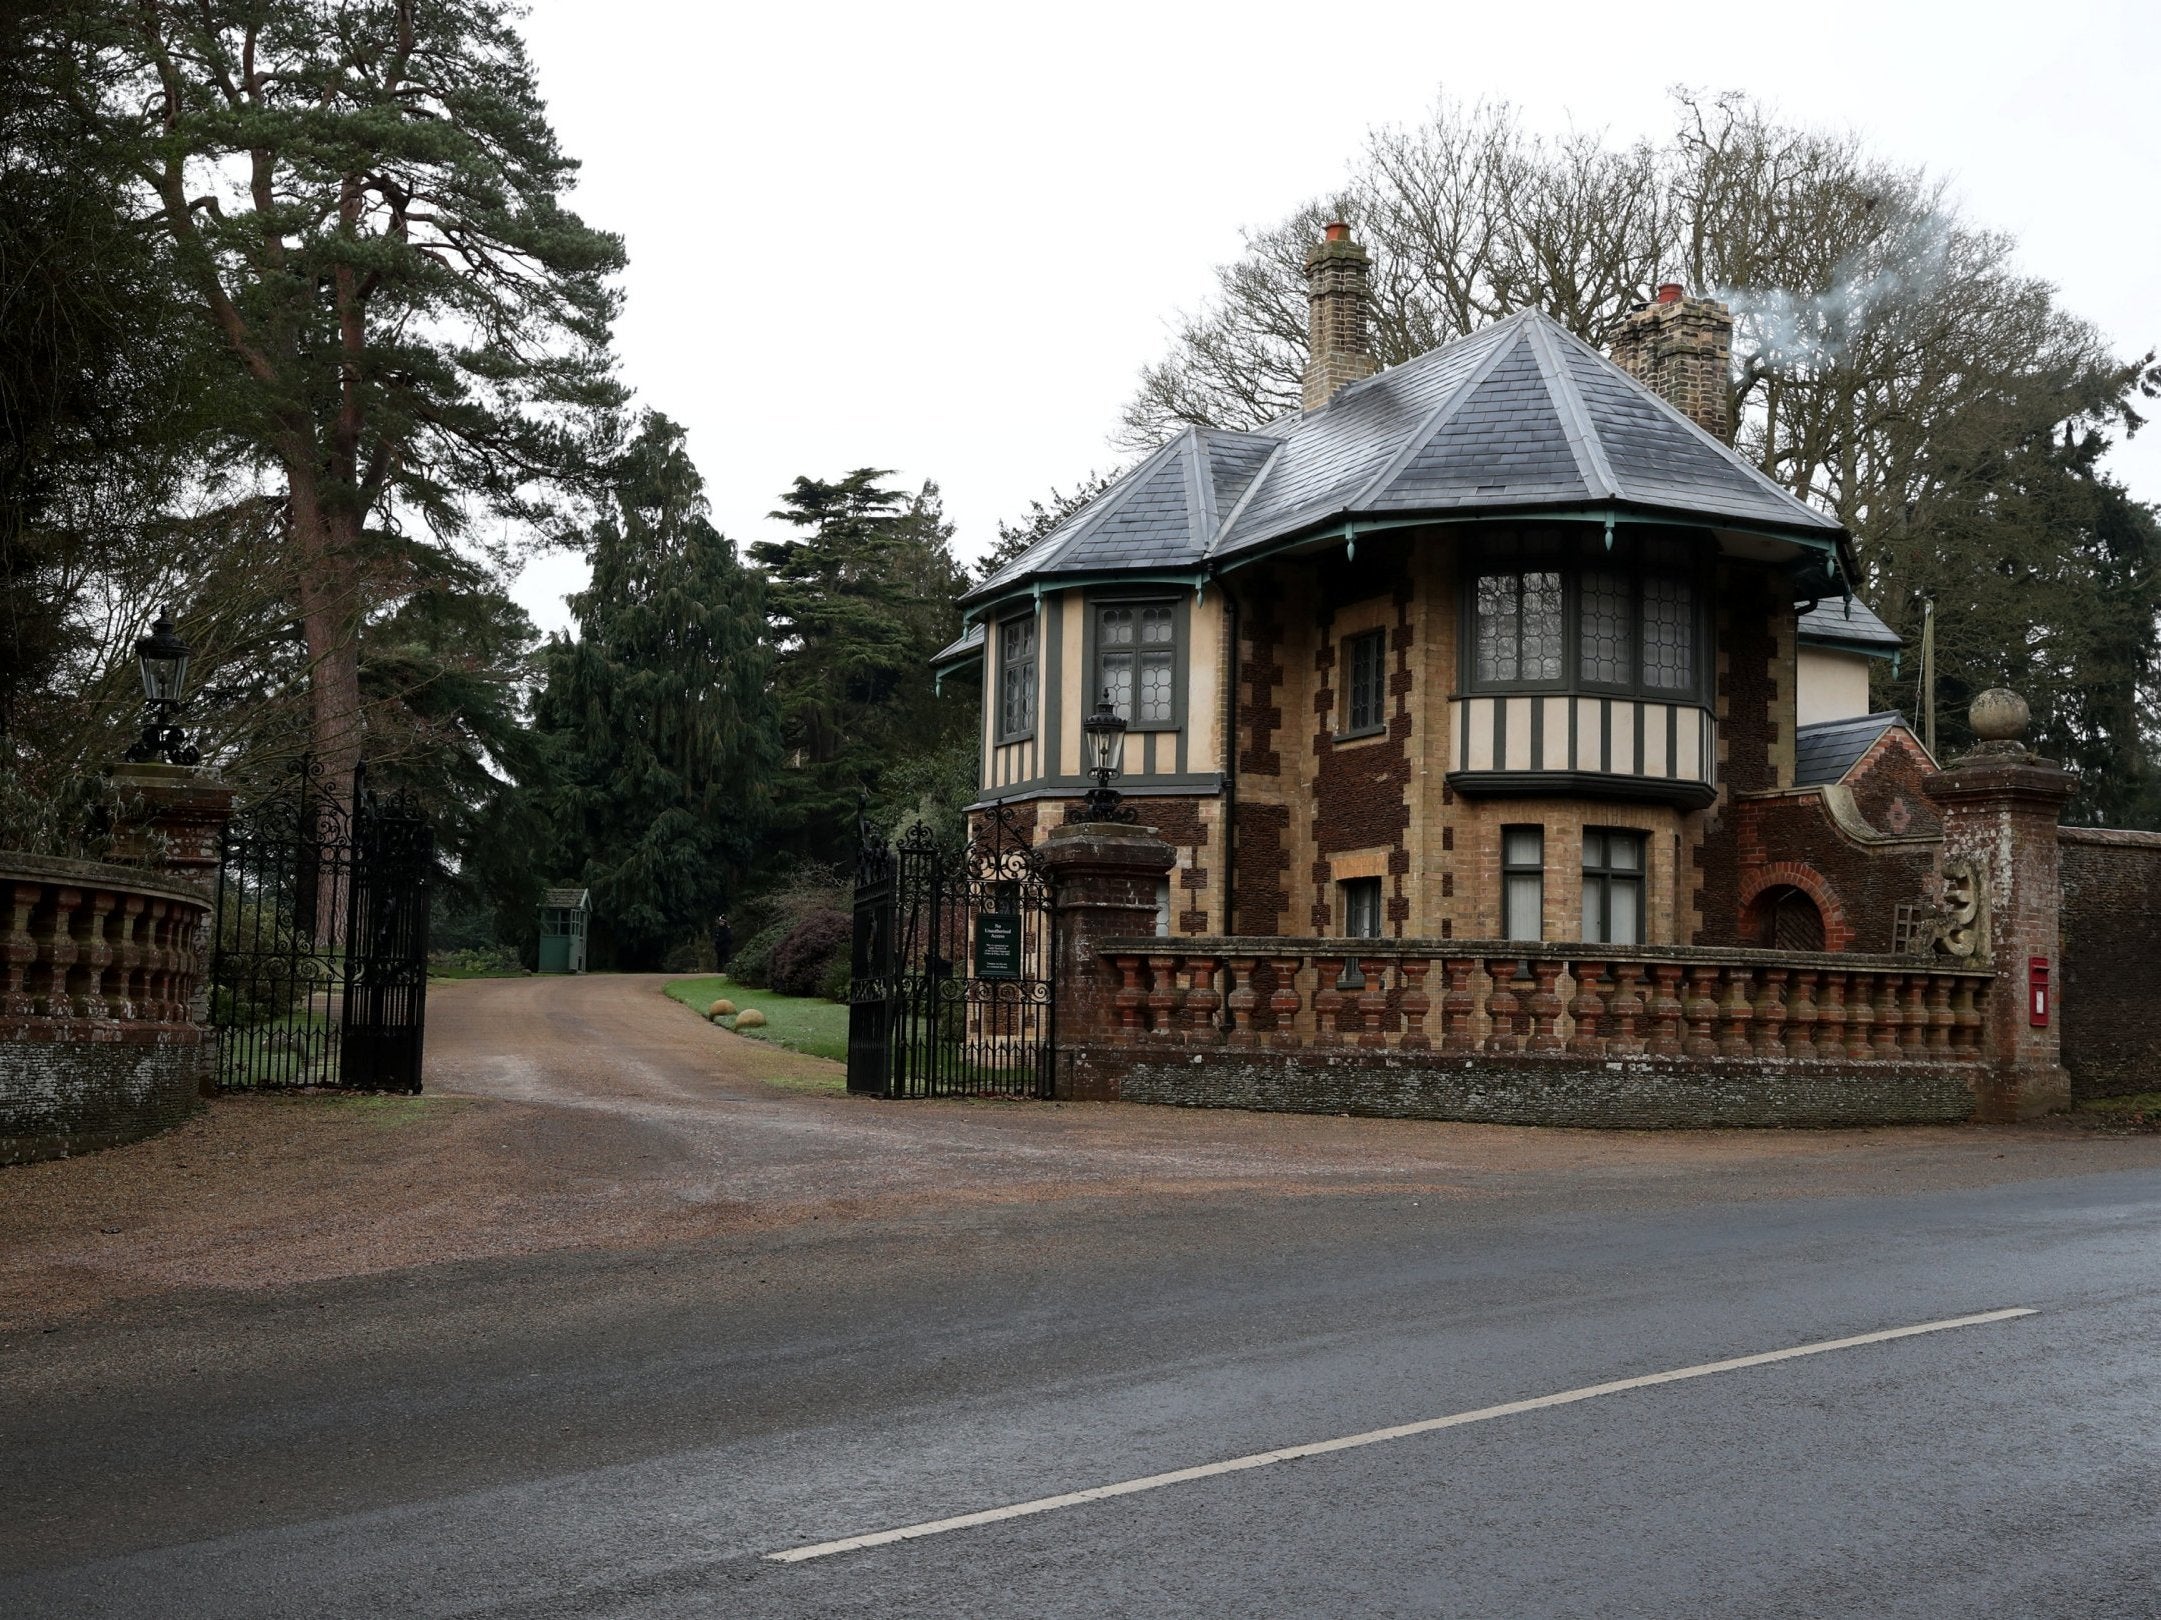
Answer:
[964, 308, 1845, 609]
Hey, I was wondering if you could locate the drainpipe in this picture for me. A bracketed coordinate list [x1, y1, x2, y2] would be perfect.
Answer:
[1221, 583, 1239, 935]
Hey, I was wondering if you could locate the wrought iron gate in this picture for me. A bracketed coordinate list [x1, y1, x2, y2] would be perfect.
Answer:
[847, 806, 1055, 1099]
[211, 761, 434, 1092]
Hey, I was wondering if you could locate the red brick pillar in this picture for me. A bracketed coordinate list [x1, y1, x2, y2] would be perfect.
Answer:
[108, 762, 236, 1037]
[1922, 691, 2076, 1121]
[1037, 821, 1176, 1101]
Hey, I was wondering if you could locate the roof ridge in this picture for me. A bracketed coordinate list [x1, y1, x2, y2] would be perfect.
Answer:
[965, 431, 1193, 601]
[1524, 313, 1621, 501]
[1343, 316, 1528, 514]
[1539, 319, 1835, 529]
[1205, 435, 1284, 558]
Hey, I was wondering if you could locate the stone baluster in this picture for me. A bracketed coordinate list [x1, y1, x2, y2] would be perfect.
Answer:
[1485, 959, 1525, 1054]
[1900, 975, 1930, 1055]
[1269, 955, 1306, 1047]
[1145, 952, 1179, 1039]
[1182, 955, 1221, 1043]
[76, 890, 117, 1021]
[1715, 967, 1755, 1059]
[111, 894, 148, 1019]
[39, 885, 82, 1019]
[1950, 978, 1984, 1060]
[1924, 973, 1954, 1056]
[1785, 970, 1819, 1059]
[1440, 958, 1477, 1053]
[1683, 965, 1721, 1060]
[1843, 972, 1876, 1061]
[1816, 971, 1848, 1061]
[1113, 954, 1148, 1040]
[1607, 962, 1646, 1058]
[1224, 955, 1260, 1047]
[1528, 961, 1566, 1054]
[1752, 968, 1789, 1058]
[1313, 957, 1346, 1048]
[1566, 960, 1609, 1058]
[1, 881, 40, 1017]
[1645, 963, 1685, 1058]
[1398, 958, 1433, 1050]
[1356, 957, 1391, 1050]
[1871, 972, 1905, 1057]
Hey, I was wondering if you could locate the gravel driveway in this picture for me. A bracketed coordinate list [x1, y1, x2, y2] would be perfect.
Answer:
[6, 973, 2156, 1330]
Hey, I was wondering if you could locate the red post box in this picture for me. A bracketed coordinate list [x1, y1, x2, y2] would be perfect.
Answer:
[2028, 957, 2050, 1028]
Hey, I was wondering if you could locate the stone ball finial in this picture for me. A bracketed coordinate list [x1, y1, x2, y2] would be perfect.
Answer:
[1968, 688, 2029, 743]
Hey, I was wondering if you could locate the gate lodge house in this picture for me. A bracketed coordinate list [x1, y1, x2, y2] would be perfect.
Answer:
[926, 224, 2156, 1126]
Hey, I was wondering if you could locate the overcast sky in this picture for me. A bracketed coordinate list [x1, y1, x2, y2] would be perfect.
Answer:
[508, 0, 2159, 634]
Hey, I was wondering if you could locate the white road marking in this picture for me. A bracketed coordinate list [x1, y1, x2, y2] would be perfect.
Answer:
[767, 1306, 2037, 1564]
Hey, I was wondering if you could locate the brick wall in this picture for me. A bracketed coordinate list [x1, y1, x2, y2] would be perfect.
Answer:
[1695, 562, 1784, 944]
[1730, 728, 1945, 954]
[2059, 827, 2161, 1098]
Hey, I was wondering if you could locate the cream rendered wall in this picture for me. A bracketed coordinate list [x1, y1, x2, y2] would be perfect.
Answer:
[1796, 648, 1874, 727]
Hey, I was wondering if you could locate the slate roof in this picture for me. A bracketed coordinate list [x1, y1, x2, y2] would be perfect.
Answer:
[932, 621, 985, 668]
[1793, 712, 1911, 787]
[1797, 594, 1902, 655]
[541, 886, 589, 909]
[963, 309, 1844, 608]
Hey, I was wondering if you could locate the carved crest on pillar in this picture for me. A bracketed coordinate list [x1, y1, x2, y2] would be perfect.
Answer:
[1898, 856, 1988, 961]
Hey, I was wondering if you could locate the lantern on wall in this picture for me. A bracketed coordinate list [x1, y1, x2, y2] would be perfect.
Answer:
[123, 607, 201, 766]
[1079, 691, 1130, 822]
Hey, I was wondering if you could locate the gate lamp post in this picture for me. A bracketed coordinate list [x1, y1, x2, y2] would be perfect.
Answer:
[1079, 691, 1131, 822]
[124, 607, 201, 766]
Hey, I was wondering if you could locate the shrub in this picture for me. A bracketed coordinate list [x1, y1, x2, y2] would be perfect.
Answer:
[727, 919, 791, 988]
[734, 1007, 767, 1030]
[818, 952, 851, 1003]
[770, 908, 851, 998]
[707, 998, 736, 1017]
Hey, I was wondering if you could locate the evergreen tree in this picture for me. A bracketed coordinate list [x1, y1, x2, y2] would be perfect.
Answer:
[535, 415, 775, 969]
[42, 0, 625, 802]
[751, 470, 967, 861]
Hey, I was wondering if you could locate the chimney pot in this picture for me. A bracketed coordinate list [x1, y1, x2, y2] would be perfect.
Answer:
[1324, 220, 1351, 242]
[1656, 282, 1684, 304]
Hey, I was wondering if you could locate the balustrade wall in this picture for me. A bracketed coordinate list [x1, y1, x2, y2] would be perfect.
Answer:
[1072, 936, 1994, 1126]
[1099, 938, 1989, 1061]
[0, 855, 211, 1164]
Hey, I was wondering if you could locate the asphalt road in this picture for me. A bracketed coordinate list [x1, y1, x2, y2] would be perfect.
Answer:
[8, 1151, 2160, 1617]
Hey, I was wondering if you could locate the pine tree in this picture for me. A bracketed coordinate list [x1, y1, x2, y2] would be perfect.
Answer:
[751, 470, 968, 861]
[536, 415, 776, 969]
[45, 0, 625, 801]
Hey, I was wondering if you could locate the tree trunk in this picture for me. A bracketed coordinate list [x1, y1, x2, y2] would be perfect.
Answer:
[286, 469, 366, 806]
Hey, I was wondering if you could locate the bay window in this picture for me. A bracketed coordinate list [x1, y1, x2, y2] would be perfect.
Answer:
[1468, 529, 1704, 699]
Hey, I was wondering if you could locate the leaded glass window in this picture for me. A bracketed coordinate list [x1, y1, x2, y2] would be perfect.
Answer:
[997, 614, 1036, 739]
[1579, 568, 1632, 686]
[1641, 574, 1695, 690]
[1345, 629, 1388, 733]
[1097, 602, 1177, 726]
[1473, 570, 1562, 684]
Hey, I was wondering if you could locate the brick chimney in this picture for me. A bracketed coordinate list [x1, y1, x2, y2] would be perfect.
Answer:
[1303, 221, 1378, 411]
[1609, 283, 1734, 443]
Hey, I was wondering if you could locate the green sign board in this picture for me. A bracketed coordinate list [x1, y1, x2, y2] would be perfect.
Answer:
[975, 913, 1022, 980]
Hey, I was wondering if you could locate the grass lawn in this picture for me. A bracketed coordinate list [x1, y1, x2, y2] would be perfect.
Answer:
[664, 974, 850, 1066]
